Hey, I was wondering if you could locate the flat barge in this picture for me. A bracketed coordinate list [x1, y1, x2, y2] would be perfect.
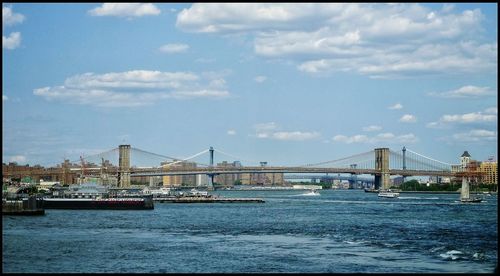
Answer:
[43, 197, 154, 210]
[153, 196, 264, 203]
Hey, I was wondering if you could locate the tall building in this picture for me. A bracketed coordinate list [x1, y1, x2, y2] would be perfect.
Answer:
[480, 159, 498, 185]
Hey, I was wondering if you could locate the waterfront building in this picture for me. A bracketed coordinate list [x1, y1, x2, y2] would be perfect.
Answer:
[2, 161, 80, 185]
[239, 172, 284, 185]
[214, 161, 241, 187]
[461, 151, 471, 170]
[480, 159, 498, 185]
[196, 174, 209, 186]
[451, 164, 463, 173]
[161, 161, 197, 187]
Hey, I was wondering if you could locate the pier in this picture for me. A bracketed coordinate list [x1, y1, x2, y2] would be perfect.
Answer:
[153, 196, 264, 203]
[2, 196, 45, 216]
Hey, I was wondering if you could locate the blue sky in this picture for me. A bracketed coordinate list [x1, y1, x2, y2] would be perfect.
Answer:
[2, 3, 498, 168]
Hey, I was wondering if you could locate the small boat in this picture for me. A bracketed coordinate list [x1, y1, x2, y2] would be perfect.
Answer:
[460, 197, 482, 203]
[364, 188, 379, 193]
[378, 190, 399, 198]
[303, 189, 320, 196]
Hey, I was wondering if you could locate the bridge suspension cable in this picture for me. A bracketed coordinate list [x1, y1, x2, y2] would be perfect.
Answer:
[158, 149, 210, 167]
[390, 149, 452, 171]
[405, 148, 454, 166]
[300, 150, 374, 168]
[73, 147, 119, 164]
[130, 147, 181, 161]
[213, 148, 261, 165]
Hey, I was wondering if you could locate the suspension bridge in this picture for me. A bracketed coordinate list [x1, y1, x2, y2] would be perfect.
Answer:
[45, 144, 466, 190]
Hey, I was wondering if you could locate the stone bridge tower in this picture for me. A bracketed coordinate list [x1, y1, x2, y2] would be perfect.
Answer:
[118, 144, 131, 188]
[374, 148, 390, 190]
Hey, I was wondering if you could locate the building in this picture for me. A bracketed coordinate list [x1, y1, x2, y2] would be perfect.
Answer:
[480, 159, 498, 185]
[239, 172, 284, 185]
[214, 161, 241, 187]
[161, 161, 197, 187]
[461, 151, 471, 170]
[2, 161, 80, 185]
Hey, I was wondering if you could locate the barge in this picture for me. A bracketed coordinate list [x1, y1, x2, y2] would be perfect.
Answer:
[153, 196, 264, 203]
[43, 197, 154, 210]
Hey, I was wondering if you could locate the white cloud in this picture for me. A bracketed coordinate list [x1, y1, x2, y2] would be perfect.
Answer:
[254, 122, 278, 132]
[452, 129, 497, 142]
[427, 108, 497, 128]
[2, 95, 8, 101]
[176, 4, 496, 78]
[195, 57, 216, 63]
[170, 90, 229, 99]
[254, 75, 267, 83]
[362, 125, 382, 132]
[9, 155, 27, 164]
[253, 122, 320, 141]
[271, 131, 321, 141]
[484, 107, 497, 114]
[389, 103, 403, 110]
[3, 6, 25, 26]
[33, 70, 230, 107]
[159, 43, 189, 53]
[333, 134, 368, 144]
[441, 113, 495, 123]
[88, 3, 160, 17]
[399, 114, 417, 123]
[428, 85, 494, 98]
[227, 130, 236, 135]
[3, 32, 21, 49]
[333, 132, 418, 144]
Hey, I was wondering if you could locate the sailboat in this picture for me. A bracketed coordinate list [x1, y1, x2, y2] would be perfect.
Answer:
[460, 177, 482, 203]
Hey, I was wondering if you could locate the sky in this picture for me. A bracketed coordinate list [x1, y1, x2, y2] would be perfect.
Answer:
[2, 3, 498, 168]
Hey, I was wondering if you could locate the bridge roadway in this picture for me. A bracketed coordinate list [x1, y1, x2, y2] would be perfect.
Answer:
[130, 166, 456, 177]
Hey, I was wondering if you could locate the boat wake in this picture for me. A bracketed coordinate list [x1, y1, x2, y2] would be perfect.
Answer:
[399, 196, 440, 200]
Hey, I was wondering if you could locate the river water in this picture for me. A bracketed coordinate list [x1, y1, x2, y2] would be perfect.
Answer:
[2, 190, 497, 273]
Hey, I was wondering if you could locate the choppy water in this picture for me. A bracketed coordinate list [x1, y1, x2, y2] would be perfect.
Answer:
[2, 190, 498, 273]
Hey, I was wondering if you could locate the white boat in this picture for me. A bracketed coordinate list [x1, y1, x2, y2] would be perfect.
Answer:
[303, 189, 320, 196]
[459, 178, 482, 203]
[189, 189, 209, 197]
[378, 190, 399, 198]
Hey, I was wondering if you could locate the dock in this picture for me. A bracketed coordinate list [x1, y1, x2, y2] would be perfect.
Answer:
[153, 196, 265, 203]
[2, 196, 45, 216]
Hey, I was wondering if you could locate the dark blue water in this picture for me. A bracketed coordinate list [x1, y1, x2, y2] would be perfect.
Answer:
[2, 190, 497, 273]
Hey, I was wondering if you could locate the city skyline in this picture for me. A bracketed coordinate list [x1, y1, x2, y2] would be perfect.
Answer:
[2, 3, 498, 167]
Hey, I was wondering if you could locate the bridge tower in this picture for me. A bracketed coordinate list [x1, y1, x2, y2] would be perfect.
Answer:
[118, 144, 131, 188]
[402, 146, 407, 183]
[207, 146, 215, 190]
[374, 148, 390, 190]
[349, 164, 358, 189]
